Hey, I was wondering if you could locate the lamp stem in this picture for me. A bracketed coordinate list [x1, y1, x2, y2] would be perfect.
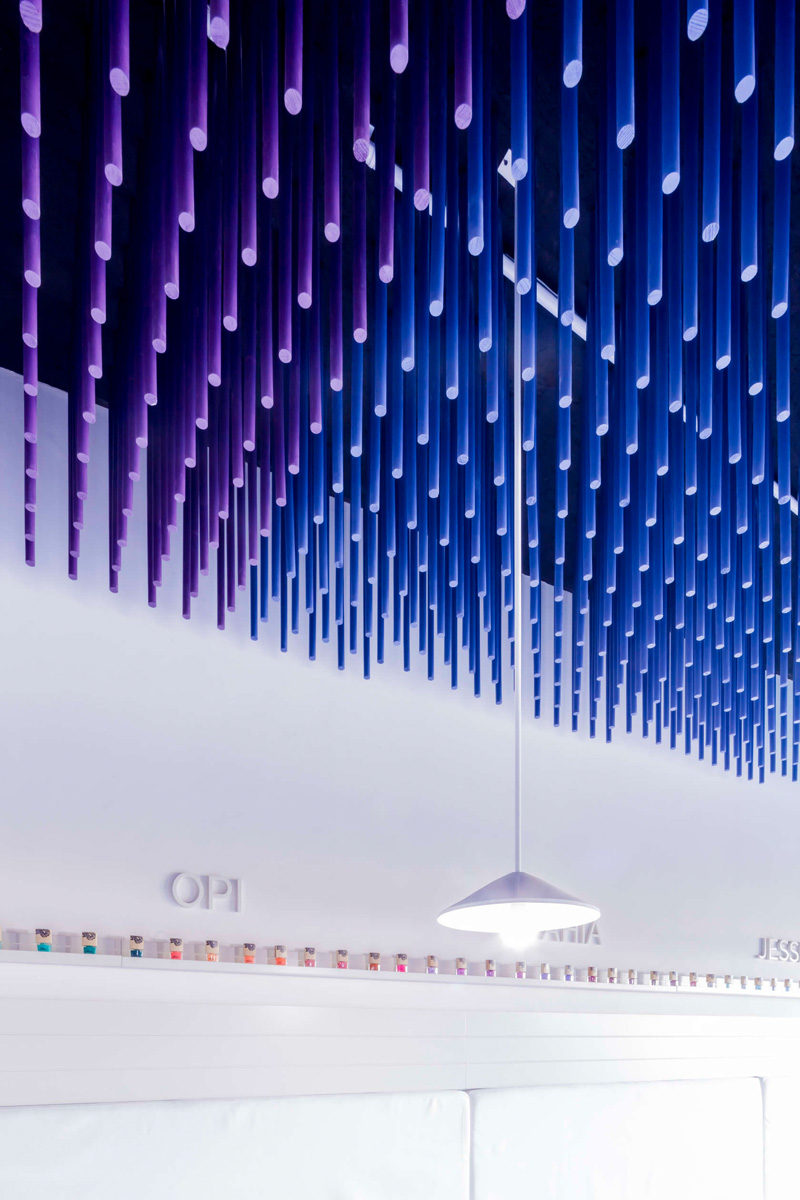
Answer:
[513, 211, 523, 877]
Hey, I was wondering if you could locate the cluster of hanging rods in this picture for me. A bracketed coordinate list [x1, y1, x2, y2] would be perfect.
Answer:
[20, 0, 45, 565]
[15, 0, 800, 782]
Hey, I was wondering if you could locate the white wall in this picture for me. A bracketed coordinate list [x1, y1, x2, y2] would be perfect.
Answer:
[1, 367, 799, 975]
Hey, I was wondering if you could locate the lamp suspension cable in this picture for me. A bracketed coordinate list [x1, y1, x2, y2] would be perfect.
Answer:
[436, 183, 601, 945]
[513, 221, 524, 877]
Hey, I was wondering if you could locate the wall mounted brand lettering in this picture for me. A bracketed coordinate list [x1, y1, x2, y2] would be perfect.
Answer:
[755, 938, 800, 962]
[540, 922, 601, 945]
[170, 873, 244, 913]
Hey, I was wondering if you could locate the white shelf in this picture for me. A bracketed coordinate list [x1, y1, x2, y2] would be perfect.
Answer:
[2, 950, 800, 1107]
[0, 948, 795, 999]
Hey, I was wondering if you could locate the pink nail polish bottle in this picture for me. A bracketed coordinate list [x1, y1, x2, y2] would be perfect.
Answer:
[588, 966, 597, 983]
[395, 953, 408, 973]
[607, 967, 617, 984]
[336, 949, 349, 970]
[303, 946, 316, 968]
[689, 972, 697, 987]
[170, 938, 184, 961]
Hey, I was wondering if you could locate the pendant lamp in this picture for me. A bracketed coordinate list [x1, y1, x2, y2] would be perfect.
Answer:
[437, 263, 601, 948]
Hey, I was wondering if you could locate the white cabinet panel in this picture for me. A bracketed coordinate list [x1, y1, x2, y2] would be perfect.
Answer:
[0, 1092, 470, 1200]
[471, 1079, 763, 1200]
[763, 1077, 800, 1200]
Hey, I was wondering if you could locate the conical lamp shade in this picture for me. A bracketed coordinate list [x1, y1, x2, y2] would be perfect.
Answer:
[437, 870, 600, 945]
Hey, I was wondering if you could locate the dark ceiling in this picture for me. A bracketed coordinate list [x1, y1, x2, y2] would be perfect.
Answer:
[0, 0, 797, 582]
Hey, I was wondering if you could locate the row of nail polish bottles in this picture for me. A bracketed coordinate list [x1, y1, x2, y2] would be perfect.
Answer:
[23, 936, 797, 991]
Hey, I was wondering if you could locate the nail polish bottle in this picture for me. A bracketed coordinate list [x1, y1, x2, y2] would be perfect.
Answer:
[456, 957, 468, 977]
[274, 945, 287, 966]
[82, 931, 97, 955]
[540, 962, 550, 981]
[564, 964, 574, 982]
[242, 943, 255, 964]
[770, 977, 777, 992]
[170, 938, 184, 961]
[627, 969, 637, 985]
[669, 971, 678, 987]
[785, 978, 791, 993]
[205, 940, 219, 963]
[706, 974, 715, 989]
[689, 972, 697, 987]
[485, 959, 496, 978]
[588, 966, 597, 983]
[36, 928, 52, 952]
[395, 953, 408, 973]
[755, 977, 762, 991]
[740, 975, 748, 990]
[368, 952, 381, 972]
[426, 955, 438, 975]
[336, 949, 349, 970]
[649, 970, 658, 987]
[303, 947, 316, 968]
[607, 967, 617, 984]
[724, 975, 731, 989]
[515, 961, 526, 979]
[129, 935, 143, 958]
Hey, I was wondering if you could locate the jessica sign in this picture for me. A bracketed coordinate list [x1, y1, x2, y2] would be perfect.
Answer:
[756, 937, 800, 962]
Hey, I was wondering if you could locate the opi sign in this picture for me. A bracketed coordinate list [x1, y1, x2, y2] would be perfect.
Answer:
[171, 873, 244, 913]
[756, 937, 800, 962]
